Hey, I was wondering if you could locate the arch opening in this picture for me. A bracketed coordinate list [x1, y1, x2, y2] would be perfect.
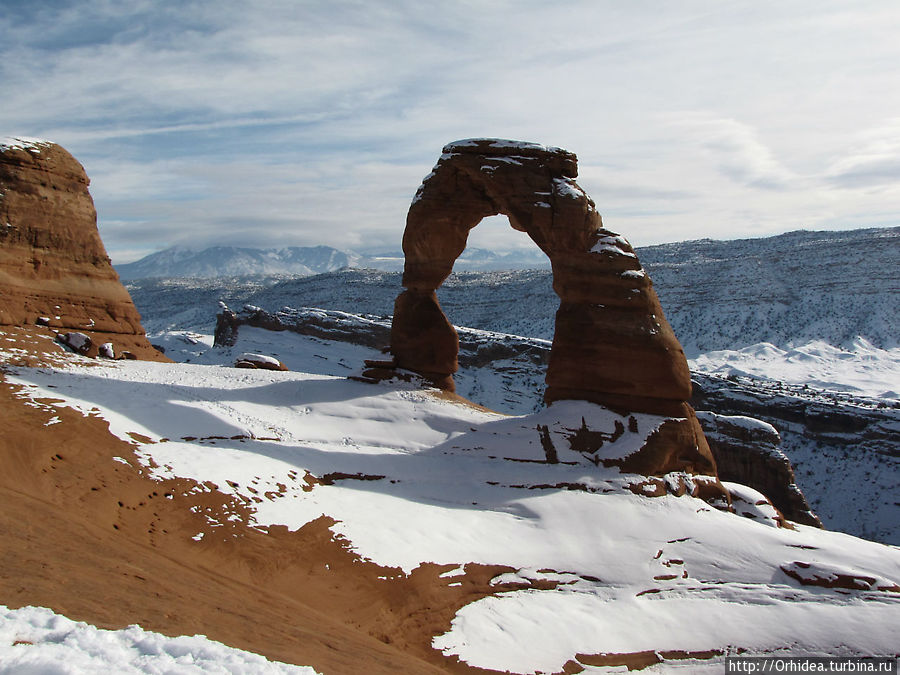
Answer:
[428, 213, 556, 414]
[449, 214, 544, 271]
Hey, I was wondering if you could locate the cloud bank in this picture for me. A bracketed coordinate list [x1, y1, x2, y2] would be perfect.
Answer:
[2, 0, 899, 262]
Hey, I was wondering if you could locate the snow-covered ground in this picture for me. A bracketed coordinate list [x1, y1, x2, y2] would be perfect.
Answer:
[0, 605, 317, 674]
[147, 305, 899, 546]
[4, 329, 899, 674]
[689, 338, 900, 400]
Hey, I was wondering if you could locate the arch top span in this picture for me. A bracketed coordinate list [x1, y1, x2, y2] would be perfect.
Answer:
[401, 138, 600, 290]
[442, 138, 578, 174]
[387, 139, 716, 478]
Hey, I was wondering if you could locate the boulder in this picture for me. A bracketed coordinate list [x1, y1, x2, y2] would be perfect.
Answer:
[0, 137, 165, 361]
[215, 305, 391, 351]
[56, 331, 92, 355]
[389, 139, 715, 477]
[234, 353, 288, 371]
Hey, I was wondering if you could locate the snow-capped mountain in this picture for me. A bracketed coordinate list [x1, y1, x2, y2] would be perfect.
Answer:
[361, 247, 551, 272]
[115, 245, 551, 279]
[114, 245, 362, 280]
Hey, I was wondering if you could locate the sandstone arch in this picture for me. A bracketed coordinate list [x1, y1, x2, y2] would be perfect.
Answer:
[389, 139, 715, 476]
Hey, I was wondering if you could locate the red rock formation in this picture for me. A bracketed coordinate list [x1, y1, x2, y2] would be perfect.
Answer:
[390, 139, 715, 476]
[697, 411, 821, 527]
[0, 137, 164, 361]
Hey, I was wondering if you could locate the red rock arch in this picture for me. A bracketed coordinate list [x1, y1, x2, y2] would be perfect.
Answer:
[390, 139, 715, 476]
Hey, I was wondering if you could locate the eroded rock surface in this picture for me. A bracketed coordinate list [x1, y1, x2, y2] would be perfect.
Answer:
[389, 139, 714, 476]
[0, 137, 163, 360]
[698, 411, 821, 527]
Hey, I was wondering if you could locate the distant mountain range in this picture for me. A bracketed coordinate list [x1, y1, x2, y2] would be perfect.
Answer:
[114, 245, 361, 279]
[126, 226, 899, 356]
[115, 244, 551, 279]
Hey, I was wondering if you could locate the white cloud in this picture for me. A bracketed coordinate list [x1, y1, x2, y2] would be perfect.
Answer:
[665, 113, 799, 191]
[824, 117, 900, 189]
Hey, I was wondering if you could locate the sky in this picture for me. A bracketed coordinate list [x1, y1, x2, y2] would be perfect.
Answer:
[2, 0, 900, 263]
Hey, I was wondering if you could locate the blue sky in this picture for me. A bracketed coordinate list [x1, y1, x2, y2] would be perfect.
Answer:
[3, 0, 899, 263]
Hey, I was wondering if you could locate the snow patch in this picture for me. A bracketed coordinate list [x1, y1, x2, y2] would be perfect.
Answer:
[690, 339, 900, 400]
[445, 138, 568, 154]
[591, 234, 637, 258]
[695, 411, 778, 436]
[0, 605, 319, 674]
[0, 136, 51, 153]
[552, 177, 584, 200]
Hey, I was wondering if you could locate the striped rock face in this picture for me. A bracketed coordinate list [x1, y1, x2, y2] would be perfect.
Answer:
[390, 138, 716, 477]
[0, 137, 165, 361]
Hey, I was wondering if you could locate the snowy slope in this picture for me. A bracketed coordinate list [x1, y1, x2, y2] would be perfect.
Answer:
[4, 333, 899, 674]
[0, 605, 317, 674]
[125, 276, 286, 335]
[195, 307, 899, 546]
[638, 227, 899, 356]
[690, 339, 900, 400]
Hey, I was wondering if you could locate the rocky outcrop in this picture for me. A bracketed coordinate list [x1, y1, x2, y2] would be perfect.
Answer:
[215, 304, 391, 350]
[780, 561, 899, 592]
[692, 373, 897, 542]
[388, 139, 714, 477]
[697, 411, 821, 527]
[0, 137, 164, 360]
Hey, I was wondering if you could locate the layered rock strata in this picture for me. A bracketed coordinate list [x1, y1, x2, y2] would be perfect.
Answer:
[389, 139, 715, 476]
[0, 137, 164, 360]
[697, 411, 821, 527]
